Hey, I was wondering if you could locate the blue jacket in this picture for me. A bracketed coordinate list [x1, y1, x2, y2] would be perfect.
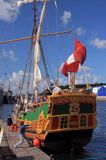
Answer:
[19, 125, 25, 135]
[19, 124, 30, 135]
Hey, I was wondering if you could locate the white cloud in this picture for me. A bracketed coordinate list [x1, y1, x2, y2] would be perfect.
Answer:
[10, 70, 25, 86]
[76, 66, 101, 84]
[76, 73, 101, 84]
[16, 0, 33, 7]
[16, 0, 44, 7]
[75, 27, 86, 36]
[79, 65, 92, 73]
[59, 65, 101, 85]
[2, 65, 102, 95]
[90, 38, 106, 49]
[0, 0, 47, 22]
[0, 0, 20, 22]
[0, 48, 6, 58]
[9, 51, 18, 62]
[7, 70, 34, 94]
[0, 48, 18, 62]
[3, 70, 47, 94]
[61, 11, 71, 25]
[4, 70, 25, 94]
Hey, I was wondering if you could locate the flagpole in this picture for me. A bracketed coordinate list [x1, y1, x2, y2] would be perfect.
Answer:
[68, 72, 71, 90]
[68, 72, 75, 91]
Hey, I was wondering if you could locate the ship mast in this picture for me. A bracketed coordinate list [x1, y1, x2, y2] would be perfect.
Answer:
[0, 0, 72, 99]
[33, 0, 47, 103]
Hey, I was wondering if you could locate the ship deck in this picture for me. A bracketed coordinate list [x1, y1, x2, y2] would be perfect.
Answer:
[0, 120, 50, 160]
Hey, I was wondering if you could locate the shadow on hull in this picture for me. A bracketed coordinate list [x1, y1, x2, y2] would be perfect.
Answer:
[42, 129, 93, 154]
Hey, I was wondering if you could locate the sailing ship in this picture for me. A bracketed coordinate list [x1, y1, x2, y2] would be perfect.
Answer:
[3, 81, 15, 104]
[0, 0, 97, 153]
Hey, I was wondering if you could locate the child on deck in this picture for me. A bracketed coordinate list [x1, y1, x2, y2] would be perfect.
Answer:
[14, 121, 32, 148]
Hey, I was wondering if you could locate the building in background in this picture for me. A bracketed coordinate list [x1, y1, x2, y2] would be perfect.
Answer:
[98, 86, 106, 96]
[0, 88, 3, 104]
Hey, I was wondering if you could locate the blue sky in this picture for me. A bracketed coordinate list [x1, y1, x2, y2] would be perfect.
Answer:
[0, 0, 106, 94]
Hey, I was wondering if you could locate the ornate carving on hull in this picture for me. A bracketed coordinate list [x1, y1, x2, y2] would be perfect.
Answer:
[69, 102, 80, 113]
[49, 93, 96, 105]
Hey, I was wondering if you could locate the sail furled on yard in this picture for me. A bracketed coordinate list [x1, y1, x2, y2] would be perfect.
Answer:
[62, 39, 86, 77]
[33, 41, 41, 88]
[34, 41, 41, 64]
[33, 64, 42, 88]
[33, 0, 47, 89]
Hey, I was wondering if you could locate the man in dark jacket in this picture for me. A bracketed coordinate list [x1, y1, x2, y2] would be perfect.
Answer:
[7, 114, 13, 132]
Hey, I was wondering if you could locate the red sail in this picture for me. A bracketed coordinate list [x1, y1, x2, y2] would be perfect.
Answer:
[62, 39, 86, 77]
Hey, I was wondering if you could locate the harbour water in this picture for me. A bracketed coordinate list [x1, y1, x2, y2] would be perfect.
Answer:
[0, 101, 106, 160]
[0, 104, 13, 120]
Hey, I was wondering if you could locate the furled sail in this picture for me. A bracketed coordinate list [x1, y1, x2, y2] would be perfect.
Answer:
[62, 39, 86, 77]
[33, 41, 41, 87]
[33, 0, 47, 89]
[33, 64, 42, 88]
[34, 41, 41, 64]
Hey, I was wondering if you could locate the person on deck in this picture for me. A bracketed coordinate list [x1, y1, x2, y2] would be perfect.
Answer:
[14, 121, 32, 148]
[11, 111, 17, 132]
[52, 82, 61, 94]
[7, 114, 13, 132]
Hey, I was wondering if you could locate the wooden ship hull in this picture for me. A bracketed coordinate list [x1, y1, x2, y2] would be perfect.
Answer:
[17, 91, 97, 152]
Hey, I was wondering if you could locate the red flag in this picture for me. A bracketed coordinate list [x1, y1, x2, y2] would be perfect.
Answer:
[74, 39, 86, 65]
[62, 39, 86, 77]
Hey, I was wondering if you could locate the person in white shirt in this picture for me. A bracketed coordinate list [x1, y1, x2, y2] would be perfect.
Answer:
[53, 83, 61, 94]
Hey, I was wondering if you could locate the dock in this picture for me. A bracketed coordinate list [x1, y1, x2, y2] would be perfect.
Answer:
[0, 120, 50, 160]
[97, 96, 106, 101]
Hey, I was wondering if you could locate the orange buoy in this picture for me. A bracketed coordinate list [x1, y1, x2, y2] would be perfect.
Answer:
[33, 137, 40, 148]
[13, 124, 18, 132]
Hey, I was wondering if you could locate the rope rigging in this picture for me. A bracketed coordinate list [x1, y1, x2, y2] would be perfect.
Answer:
[0, 0, 72, 101]
[39, 40, 50, 86]
[20, 42, 33, 91]
[20, 0, 37, 98]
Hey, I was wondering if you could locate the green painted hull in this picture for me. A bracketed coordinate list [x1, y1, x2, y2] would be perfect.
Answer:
[20, 103, 49, 121]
